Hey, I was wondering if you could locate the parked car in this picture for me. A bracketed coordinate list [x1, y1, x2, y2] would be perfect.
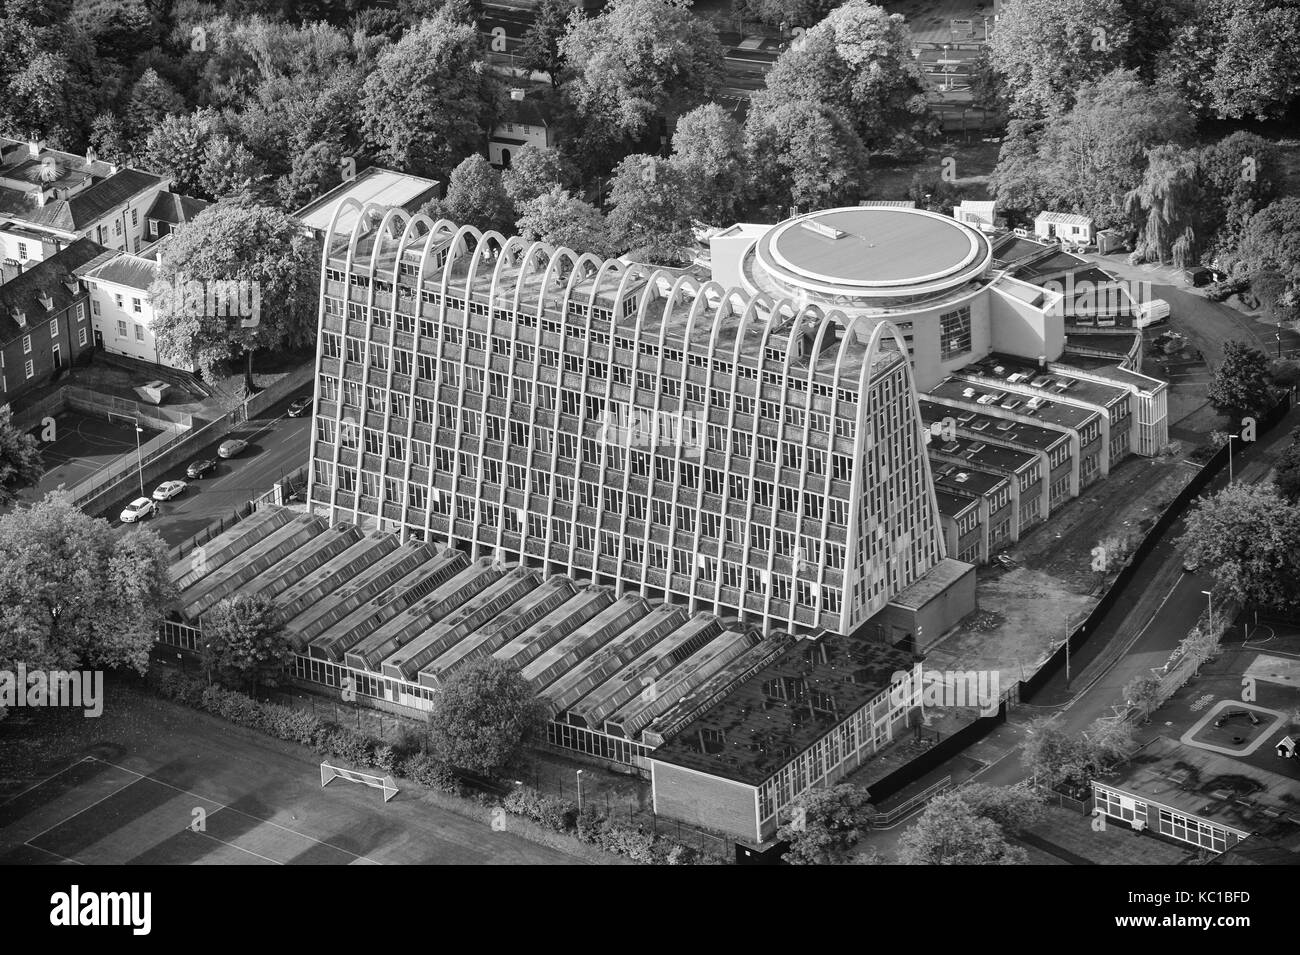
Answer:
[287, 396, 313, 417]
[218, 437, 248, 458]
[186, 458, 217, 479]
[152, 480, 188, 501]
[1183, 557, 1199, 573]
[120, 497, 155, 523]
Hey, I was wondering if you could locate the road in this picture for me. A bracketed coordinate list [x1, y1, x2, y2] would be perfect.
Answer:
[969, 402, 1300, 786]
[101, 383, 314, 549]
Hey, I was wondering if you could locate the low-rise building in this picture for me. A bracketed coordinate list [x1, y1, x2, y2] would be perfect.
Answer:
[0, 238, 103, 407]
[293, 166, 440, 243]
[142, 191, 211, 245]
[1034, 211, 1094, 247]
[489, 89, 560, 169]
[75, 250, 183, 369]
[0, 139, 170, 279]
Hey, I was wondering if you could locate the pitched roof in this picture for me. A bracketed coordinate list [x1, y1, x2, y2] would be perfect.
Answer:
[294, 166, 441, 235]
[0, 238, 106, 343]
[0, 168, 164, 233]
[75, 251, 158, 292]
[145, 191, 211, 227]
[501, 95, 554, 127]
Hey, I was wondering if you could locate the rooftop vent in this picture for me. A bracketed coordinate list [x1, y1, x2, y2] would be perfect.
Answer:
[966, 442, 987, 455]
[1026, 397, 1045, 409]
[961, 387, 976, 398]
[941, 441, 960, 454]
[509, 88, 526, 101]
[955, 472, 970, 483]
[1002, 398, 1023, 410]
[799, 219, 846, 241]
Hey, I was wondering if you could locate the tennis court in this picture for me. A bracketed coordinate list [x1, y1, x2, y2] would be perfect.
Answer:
[0, 757, 377, 865]
[27, 410, 161, 500]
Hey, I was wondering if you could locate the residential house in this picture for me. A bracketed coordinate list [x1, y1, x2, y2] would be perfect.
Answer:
[0, 139, 171, 281]
[143, 191, 212, 246]
[488, 89, 560, 169]
[0, 238, 104, 408]
[75, 250, 185, 369]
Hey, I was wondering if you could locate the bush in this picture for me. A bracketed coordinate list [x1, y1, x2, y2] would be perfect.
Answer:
[501, 786, 577, 831]
[1204, 275, 1250, 302]
[401, 751, 461, 794]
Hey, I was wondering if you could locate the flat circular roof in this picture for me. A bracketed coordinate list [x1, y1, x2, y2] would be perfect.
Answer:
[750, 207, 993, 302]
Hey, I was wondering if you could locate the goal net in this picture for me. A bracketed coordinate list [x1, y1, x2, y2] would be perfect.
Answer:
[107, 411, 139, 430]
[320, 762, 398, 802]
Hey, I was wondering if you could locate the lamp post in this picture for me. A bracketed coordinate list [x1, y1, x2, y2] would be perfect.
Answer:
[135, 419, 145, 497]
[576, 769, 585, 811]
[1202, 590, 1213, 628]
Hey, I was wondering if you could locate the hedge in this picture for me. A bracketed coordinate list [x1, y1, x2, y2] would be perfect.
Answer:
[148, 668, 722, 864]
[147, 668, 460, 795]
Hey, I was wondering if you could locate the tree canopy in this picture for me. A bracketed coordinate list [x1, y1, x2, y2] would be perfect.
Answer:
[0, 411, 43, 508]
[426, 657, 549, 777]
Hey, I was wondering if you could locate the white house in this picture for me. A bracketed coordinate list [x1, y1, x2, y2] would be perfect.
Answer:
[488, 89, 560, 169]
[953, 200, 997, 233]
[74, 250, 190, 370]
[0, 139, 170, 282]
[1034, 211, 1095, 246]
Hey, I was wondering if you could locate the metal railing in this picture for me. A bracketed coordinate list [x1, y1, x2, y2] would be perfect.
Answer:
[868, 775, 953, 829]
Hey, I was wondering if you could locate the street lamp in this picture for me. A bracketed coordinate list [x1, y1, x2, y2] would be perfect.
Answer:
[134, 419, 145, 497]
[1201, 590, 1213, 627]
[575, 769, 585, 811]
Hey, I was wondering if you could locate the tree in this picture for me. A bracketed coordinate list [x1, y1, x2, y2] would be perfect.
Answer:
[199, 135, 271, 203]
[150, 202, 321, 393]
[1179, 482, 1300, 616]
[992, 71, 1192, 229]
[1124, 673, 1163, 723]
[420, 154, 516, 236]
[501, 144, 576, 209]
[1159, 0, 1300, 122]
[776, 784, 875, 865]
[124, 68, 187, 141]
[359, 8, 497, 181]
[1082, 716, 1137, 773]
[1207, 339, 1275, 421]
[951, 783, 1045, 834]
[426, 657, 549, 777]
[1020, 716, 1089, 791]
[1233, 198, 1300, 294]
[0, 411, 43, 507]
[734, 0, 841, 29]
[200, 593, 292, 693]
[559, 0, 724, 150]
[749, 1, 929, 154]
[989, 0, 1132, 120]
[896, 790, 1028, 865]
[605, 155, 697, 265]
[138, 110, 220, 197]
[1274, 433, 1300, 502]
[669, 104, 746, 226]
[516, 187, 612, 255]
[745, 102, 868, 212]
[1251, 271, 1299, 327]
[0, 491, 172, 676]
[88, 112, 131, 165]
[1125, 145, 1203, 267]
[1197, 132, 1281, 259]
[519, 0, 571, 85]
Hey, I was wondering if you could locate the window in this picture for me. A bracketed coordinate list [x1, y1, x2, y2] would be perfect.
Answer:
[132, 297, 142, 314]
[22, 335, 31, 354]
[77, 327, 87, 346]
[135, 324, 144, 342]
[940, 305, 972, 360]
[16, 241, 27, 260]
[116, 320, 127, 338]
[48, 318, 57, 338]
[24, 359, 34, 379]
[92, 299, 100, 316]
[149, 220, 158, 238]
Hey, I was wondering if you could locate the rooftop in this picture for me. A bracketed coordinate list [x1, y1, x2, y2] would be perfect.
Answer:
[0, 238, 105, 342]
[889, 557, 973, 610]
[1104, 736, 1300, 842]
[145, 191, 211, 228]
[750, 206, 993, 302]
[295, 166, 441, 235]
[929, 458, 1008, 498]
[919, 398, 1067, 453]
[651, 631, 917, 786]
[76, 251, 157, 292]
[0, 166, 164, 234]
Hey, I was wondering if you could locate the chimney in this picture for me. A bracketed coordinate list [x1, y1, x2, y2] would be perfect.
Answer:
[37, 291, 54, 312]
[509, 88, 526, 101]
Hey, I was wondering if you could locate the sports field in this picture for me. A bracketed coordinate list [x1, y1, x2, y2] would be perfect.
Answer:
[23, 410, 161, 502]
[0, 686, 593, 865]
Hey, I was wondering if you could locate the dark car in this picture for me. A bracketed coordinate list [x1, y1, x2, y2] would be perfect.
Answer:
[287, 396, 313, 417]
[186, 458, 217, 479]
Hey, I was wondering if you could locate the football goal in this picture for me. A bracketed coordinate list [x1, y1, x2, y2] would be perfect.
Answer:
[320, 762, 399, 803]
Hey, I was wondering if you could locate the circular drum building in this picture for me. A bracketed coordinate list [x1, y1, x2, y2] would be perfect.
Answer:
[715, 205, 1060, 390]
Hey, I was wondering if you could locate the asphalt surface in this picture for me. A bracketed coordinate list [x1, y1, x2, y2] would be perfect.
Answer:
[970, 402, 1300, 786]
[100, 383, 314, 548]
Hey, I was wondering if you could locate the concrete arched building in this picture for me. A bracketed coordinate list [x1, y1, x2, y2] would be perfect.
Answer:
[306, 200, 974, 641]
[711, 206, 1066, 391]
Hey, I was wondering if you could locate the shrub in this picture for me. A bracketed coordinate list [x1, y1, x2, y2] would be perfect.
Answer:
[1203, 275, 1250, 302]
[502, 787, 578, 832]
[402, 751, 461, 794]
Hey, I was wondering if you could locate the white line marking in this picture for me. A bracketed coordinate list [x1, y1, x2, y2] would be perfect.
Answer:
[0, 756, 98, 808]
